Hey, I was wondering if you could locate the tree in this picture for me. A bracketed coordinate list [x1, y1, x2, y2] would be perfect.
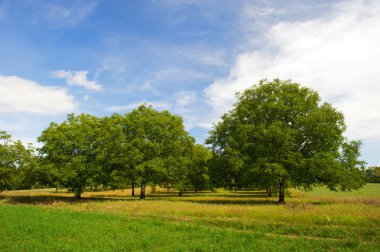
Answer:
[365, 166, 380, 183]
[188, 144, 212, 192]
[92, 114, 129, 190]
[206, 79, 365, 203]
[122, 105, 194, 199]
[0, 131, 36, 191]
[38, 114, 101, 198]
[12, 142, 39, 190]
[0, 131, 15, 192]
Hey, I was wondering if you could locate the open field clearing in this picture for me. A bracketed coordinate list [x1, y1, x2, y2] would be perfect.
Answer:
[1, 184, 379, 251]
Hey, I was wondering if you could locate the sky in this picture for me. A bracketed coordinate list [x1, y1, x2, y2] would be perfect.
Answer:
[0, 0, 379, 166]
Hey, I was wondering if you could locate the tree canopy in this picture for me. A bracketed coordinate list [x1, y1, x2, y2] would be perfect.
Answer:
[365, 166, 380, 183]
[122, 105, 195, 198]
[206, 79, 365, 203]
[38, 114, 102, 198]
[0, 131, 36, 192]
[36, 105, 196, 199]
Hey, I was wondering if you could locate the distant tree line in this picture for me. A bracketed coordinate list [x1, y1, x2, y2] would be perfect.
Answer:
[365, 166, 380, 183]
[0, 79, 370, 203]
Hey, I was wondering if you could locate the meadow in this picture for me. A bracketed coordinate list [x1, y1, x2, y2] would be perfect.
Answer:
[0, 184, 379, 251]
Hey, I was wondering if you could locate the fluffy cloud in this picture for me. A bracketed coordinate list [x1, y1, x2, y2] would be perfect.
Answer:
[53, 70, 102, 91]
[0, 75, 77, 115]
[204, 0, 380, 141]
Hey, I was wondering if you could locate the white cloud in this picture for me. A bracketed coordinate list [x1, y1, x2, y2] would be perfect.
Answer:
[0, 75, 77, 115]
[107, 101, 172, 112]
[196, 122, 213, 129]
[53, 70, 102, 91]
[175, 91, 197, 112]
[204, 0, 380, 141]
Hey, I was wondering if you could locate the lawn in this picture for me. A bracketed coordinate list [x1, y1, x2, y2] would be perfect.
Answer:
[0, 184, 379, 251]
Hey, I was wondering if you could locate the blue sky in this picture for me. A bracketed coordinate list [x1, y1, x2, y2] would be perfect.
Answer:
[0, 0, 379, 166]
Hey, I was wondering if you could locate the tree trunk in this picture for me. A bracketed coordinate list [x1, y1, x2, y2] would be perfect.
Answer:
[74, 188, 82, 199]
[195, 187, 198, 193]
[279, 179, 285, 204]
[140, 181, 145, 199]
[179, 191, 182, 196]
[267, 187, 272, 197]
[131, 183, 135, 197]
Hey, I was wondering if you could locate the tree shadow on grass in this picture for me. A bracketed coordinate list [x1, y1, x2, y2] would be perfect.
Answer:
[205, 193, 274, 198]
[147, 190, 274, 199]
[0, 195, 137, 206]
[0, 192, 328, 206]
[176, 199, 279, 205]
[147, 194, 274, 199]
[0, 195, 281, 206]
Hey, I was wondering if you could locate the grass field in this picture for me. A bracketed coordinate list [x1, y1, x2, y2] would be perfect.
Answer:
[1, 184, 379, 251]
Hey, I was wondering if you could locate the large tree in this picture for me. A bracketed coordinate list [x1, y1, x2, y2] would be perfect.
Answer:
[38, 114, 102, 198]
[207, 79, 365, 203]
[122, 105, 194, 199]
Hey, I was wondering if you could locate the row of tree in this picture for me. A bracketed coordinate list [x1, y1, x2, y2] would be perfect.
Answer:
[0, 79, 371, 203]
[1, 106, 211, 198]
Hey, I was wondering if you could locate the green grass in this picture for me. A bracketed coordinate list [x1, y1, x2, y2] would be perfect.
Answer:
[0, 205, 377, 252]
[0, 184, 379, 251]
[304, 183, 380, 197]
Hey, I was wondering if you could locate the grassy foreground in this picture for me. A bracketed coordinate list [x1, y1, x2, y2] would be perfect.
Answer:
[1, 184, 379, 251]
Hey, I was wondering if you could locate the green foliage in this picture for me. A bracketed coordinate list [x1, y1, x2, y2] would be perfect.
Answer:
[188, 144, 212, 191]
[122, 105, 195, 197]
[0, 131, 36, 191]
[36, 105, 195, 198]
[91, 114, 128, 188]
[206, 79, 365, 203]
[365, 166, 380, 183]
[0, 131, 14, 191]
[38, 114, 102, 197]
